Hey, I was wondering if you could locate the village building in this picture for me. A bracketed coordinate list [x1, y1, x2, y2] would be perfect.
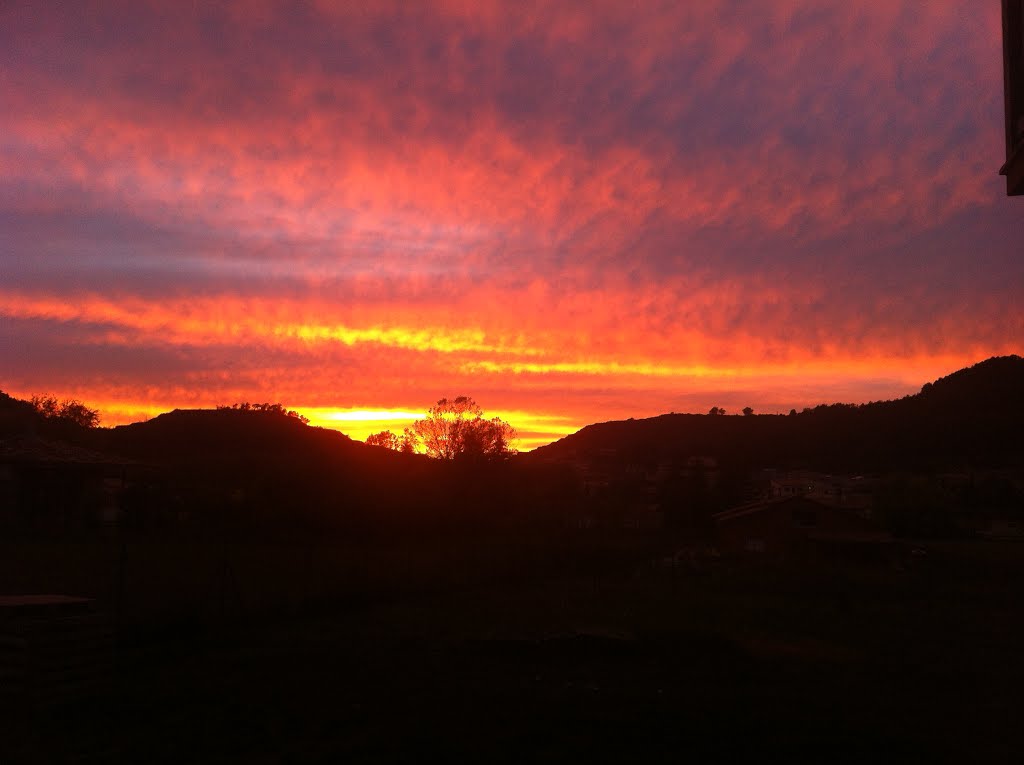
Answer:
[0, 436, 129, 531]
[714, 495, 893, 564]
[762, 470, 875, 516]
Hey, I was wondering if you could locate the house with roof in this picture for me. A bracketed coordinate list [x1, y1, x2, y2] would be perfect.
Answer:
[763, 470, 875, 515]
[0, 436, 129, 531]
[714, 495, 893, 564]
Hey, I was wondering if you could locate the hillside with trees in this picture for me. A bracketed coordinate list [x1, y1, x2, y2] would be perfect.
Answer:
[528, 356, 1024, 473]
[0, 391, 101, 441]
[87, 404, 555, 536]
[2, 357, 1022, 537]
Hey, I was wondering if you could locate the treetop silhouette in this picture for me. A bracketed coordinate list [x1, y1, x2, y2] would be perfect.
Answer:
[366, 429, 415, 453]
[217, 402, 309, 424]
[30, 395, 100, 428]
[413, 396, 516, 460]
[368, 397, 516, 460]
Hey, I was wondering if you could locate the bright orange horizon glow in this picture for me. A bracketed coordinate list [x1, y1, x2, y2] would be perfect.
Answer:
[7, 345, 1018, 453]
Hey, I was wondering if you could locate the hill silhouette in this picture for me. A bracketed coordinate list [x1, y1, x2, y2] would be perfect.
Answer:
[917, 354, 1024, 410]
[94, 407, 557, 535]
[0, 390, 97, 443]
[0, 390, 37, 437]
[102, 408, 363, 467]
[3, 356, 1023, 476]
[528, 355, 1024, 472]
[97, 408, 444, 534]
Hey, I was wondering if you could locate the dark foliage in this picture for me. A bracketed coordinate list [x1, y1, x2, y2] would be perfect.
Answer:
[0, 391, 100, 442]
[217, 402, 309, 424]
[409, 396, 516, 460]
[30, 395, 100, 428]
[528, 356, 1024, 473]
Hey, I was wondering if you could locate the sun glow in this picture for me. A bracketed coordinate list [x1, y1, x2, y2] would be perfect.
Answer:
[298, 407, 581, 451]
[298, 408, 422, 444]
[310, 409, 428, 423]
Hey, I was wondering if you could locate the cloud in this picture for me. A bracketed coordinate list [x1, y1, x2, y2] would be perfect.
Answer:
[0, 1, 1019, 446]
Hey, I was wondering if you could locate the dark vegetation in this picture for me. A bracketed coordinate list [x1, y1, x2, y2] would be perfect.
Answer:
[529, 355, 1024, 472]
[0, 390, 100, 440]
[525, 355, 1024, 535]
[367, 395, 517, 459]
[2, 356, 1023, 761]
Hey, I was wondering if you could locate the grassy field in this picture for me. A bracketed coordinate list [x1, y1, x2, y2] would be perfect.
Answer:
[2, 535, 1022, 762]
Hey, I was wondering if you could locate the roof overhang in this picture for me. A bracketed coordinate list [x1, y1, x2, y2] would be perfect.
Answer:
[1002, 0, 1024, 195]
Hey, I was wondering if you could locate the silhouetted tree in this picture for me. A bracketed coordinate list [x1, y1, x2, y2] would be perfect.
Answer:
[30, 395, 100, 427]
[219, 402, 309, 424]
[742, 406, 754, 416]
[399, 428, 418, 454]
[708, 406, 725, 416]
[366, 430, 400, 450]
[409, 397, 516, 460]
[367, 429, 417, 453]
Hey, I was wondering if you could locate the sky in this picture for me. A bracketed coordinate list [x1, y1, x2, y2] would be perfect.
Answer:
[2, 1, 1022, 450]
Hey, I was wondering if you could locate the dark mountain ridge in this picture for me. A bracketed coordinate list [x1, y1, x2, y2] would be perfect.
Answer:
[103, 408, 361, 466]
[3, 354, 1022, 479]
[97, 407, 545, 535]
[1, 356, 1020, 535]
[528, 355, 1024, 472]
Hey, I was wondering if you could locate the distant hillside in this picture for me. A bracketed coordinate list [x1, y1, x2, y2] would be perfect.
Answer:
[4, 358, 1020, 534]
[0, 389, 36, 427]
[527, 356, 1024, 471]
[917, 355, 1024, 408]
[97, 407, 475, 534]
[0, 395, 374, 468]
[0, 390, 97, 443]
[103, 408, 363, 467]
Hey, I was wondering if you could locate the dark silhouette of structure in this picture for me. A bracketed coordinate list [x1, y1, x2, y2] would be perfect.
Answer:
[0, 436, 127, 530]
[714, 495, 891, 562]
[1002, 0, 1023, 194]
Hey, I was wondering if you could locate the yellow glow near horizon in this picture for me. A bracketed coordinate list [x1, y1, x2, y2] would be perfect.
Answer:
[301, 407, 580, 451]
[9, 344, 1004, 453]
[275, 408, 419, 444]
[308, 409, 428, 422]
[10, 393, 580, 452]
[64, 401, 170, 428]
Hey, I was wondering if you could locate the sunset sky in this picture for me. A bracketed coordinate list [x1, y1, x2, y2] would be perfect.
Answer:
[2, 1, 1022, 450]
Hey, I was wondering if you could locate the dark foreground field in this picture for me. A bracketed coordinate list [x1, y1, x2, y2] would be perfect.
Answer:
[2, 535, 1022, 763]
